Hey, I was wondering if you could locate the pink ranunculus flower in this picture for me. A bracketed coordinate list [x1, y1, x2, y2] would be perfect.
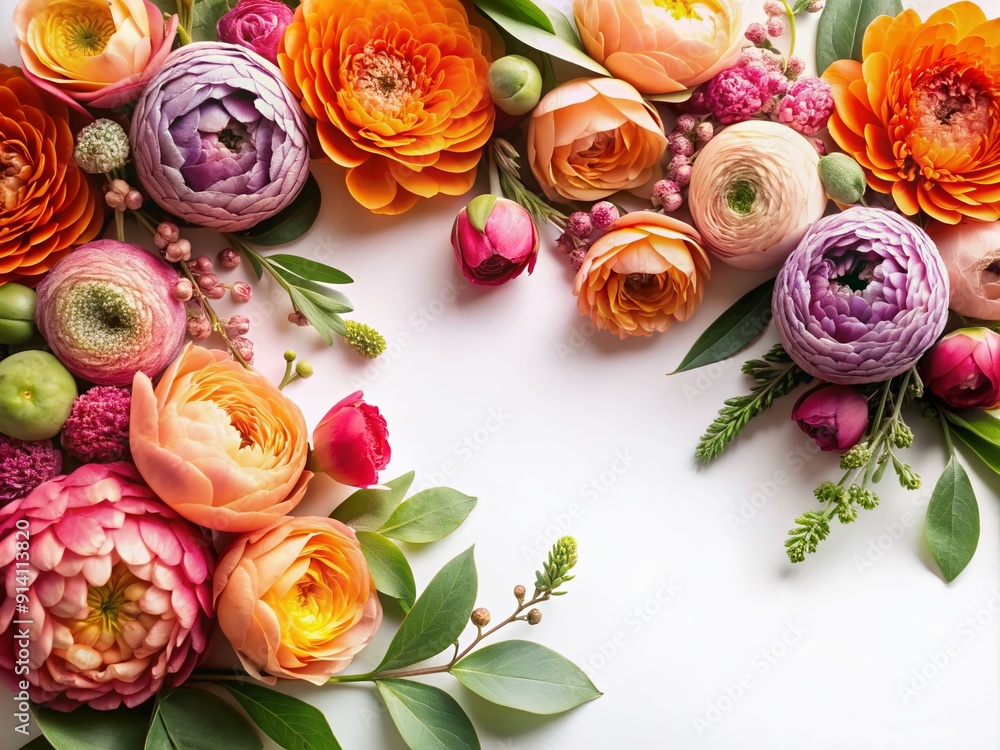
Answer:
[927, 220, 1000, 320]
[217, 0, 294, 65]
[791, 384, 870, 452]
[452, 195, 539, 286]
[922, 328, 1000, 410]
[0, 463, 214, 710]
[312, 392, 390, 488]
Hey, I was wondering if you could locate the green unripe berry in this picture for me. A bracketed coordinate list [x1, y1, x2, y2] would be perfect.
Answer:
[0, 283, 39, 345]
[487, 55, 542, 116]
[818, 153, 867, 205]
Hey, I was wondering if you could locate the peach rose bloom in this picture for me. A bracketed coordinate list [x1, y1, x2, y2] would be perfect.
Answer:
[214, 516, 382, 684]
[528, 78, 667, 202]
[130, 344, 311, 533]
[574, 0, 743, 95]
[573, 210, 710, 338]
[928, 220, 1000, 320]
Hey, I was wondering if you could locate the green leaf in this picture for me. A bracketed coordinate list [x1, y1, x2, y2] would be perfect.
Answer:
[145, 688, 262, 750]
[815, 0, 903, 74]
[273, 269, 354, 312]
[378, 488, 477, 543]
[671, 279, 774, 374]
[941, 410, 1000, 474]
[238, 173, 322, 246]
[191, 0, 231, 42]
[376, 547, 477, 672]
[925, 457, 980, 582]
[21, 737, 57, 750]
[35, 704, 151, 750]
[218, 682, 340, 750]
[357, 531, 417, 607]
[267, 255, 353, 285]
[376, 679, 480, 750]
[453, 640, 602, 715]
[333, 471, 415, 530]
[288, 287, 347, 344]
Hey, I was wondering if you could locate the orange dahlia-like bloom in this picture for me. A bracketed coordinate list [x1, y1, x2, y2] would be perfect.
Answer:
[823, 2, 1000, 224]
[0, 65, 102, 285]
[278, 0, 495, 215]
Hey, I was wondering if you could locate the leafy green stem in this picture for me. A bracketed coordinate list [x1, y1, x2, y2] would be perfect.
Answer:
[938, 408, 955, 459]
[779, 0, 797, 59]
[489, 139, 568, 231]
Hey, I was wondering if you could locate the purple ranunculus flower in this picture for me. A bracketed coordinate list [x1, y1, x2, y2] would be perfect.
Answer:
[130, 42, 310, 232]
[772, 206, 949, 384]
[791, 384, 869, 452]
[217, 0, 293, 65]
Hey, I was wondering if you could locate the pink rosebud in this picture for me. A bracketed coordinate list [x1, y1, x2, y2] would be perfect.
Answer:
[231, 281, 252, 303]
[165, 240, 192, 263]
[313, 391, 390, 487]
[217, 0, 294, 65]
[190, 255, 214, 274]
[785, 55, 806, 77]
[695, 121, 715, 144]
[661, 192, 684, 212]
[197, 273, 219, 292]
[204, 284, 226, 300]
[922, 328, 1000, 410]
[763, 0, 784, 16]
[744, 22, 768, 44]
[218, 247, 241, 269]
[157, 221, 180, 243]
[674, 114, 698, 134]
[223, 314, 250, 337]
[791, 384, 869, 452]
[125, 189, 144, 210]
[105, 191, 124, 209]
[452, 195, 539, 286]
[767, 15, 786, 37]
[590, 201, 620, 229]
[668, 131, 694, 157]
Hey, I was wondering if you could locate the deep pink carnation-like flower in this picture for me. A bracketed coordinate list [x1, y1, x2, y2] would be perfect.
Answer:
[313, 392, 390, 488]
[791, 384, 869, 452]
[0, 435, 61, 504]
[775, 76, 834, 135]
[60, 387, 131, 463]
[923, 327, 1000, 410]
[0, 463, 214, 710]
[697, 61, 787, 124]
[217, 0, 293, 65]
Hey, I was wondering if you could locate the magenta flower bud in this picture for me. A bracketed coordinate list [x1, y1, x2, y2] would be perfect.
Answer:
[197, 273, 219, 292]
[791, 384, 869, 452]
[231, 281, 252, 303]
[218, 247, 241, 269]
[204, 284, 227, 300]
[157, 222, 180, 243]
[223, 314, 250, 337]
[567, 212, 593, 239]
[216, 0, 294, 65]
[922, 328, 1000, 410]
[590, 201, 620, 229]
[312, 391, 390, 487]
[173, 278, 194, 301]
[452, 195, 539, 286]
[187, 315, 212, 340]
[675, 114, 698, 134]
[785, 55, 806, 77]
[231, 336, 254, 363]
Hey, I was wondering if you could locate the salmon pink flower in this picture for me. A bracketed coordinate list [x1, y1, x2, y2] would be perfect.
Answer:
[923, 327, 1000, 410]
[927, 220, 1000, 320]
[791, 384, 869, 452]
[312, 392, 390, 488]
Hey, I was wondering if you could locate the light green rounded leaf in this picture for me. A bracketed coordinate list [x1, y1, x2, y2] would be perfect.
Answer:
[35, 704, 150, 750]
[377, 679, 480, 750]
[145, 688, 262, 750]
[219, 682, 341, 750]
[357, 531, 417, 607]
[378, 488, 477, 543]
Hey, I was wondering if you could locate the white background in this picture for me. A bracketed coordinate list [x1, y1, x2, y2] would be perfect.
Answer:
[4, 0, 1000, 748]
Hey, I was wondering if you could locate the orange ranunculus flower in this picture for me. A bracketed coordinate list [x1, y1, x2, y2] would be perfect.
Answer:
[278, 0, 495, 215]
[213, 515, 382, 684]
[129, 344, 312, 533]
[527, 77, 667, 202]
[573, 211, 709, 338]
[573, 0, 743, 95]
[823, 2, 1000, 224]
[0, 65, 102, 285]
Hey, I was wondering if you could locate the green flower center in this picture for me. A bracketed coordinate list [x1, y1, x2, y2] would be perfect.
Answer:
[726, 180, 757, 215]
[60, 282, 140, 354]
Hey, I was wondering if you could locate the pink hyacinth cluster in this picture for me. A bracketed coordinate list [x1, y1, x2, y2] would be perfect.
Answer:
[695, 49, 788, 124]
[60, 386, 131, 463]
[775, 77, 834, 135]
[0, 435, 61, 503]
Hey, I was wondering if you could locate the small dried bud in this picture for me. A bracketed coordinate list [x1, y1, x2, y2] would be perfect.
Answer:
[661, 192, 683, 212]
[153, 233, 170, 250]
[189, 255, 214, 274]
[568, 247, 587, 270]
[668, 131, 694, 157]
[157, 222, 180, 243]
[526, 609, 542, 625]
[104, 191, 124, 209]
[217, 247, 241, 269]
[230, 281, 252, 303]
[652, 179, 679, 207]
[589, 201, 619, 229]
[471, 608, 491, 628]
[165, 239, 192, 263]
[197, 273, 219, 292]
[187, 315, 211, 340]
[232, 336, 254, 363]
[204, 284, 226, 300]
[767, 15, 786, 37]
[288, 311, 310, 326]
[109, 178, 130, 197]
[124, 189, 143, 211]
[222, 314, 250, 337]
[695, 121, 715, 145]
[672, 163, 693, 187]
[567, 211, 593, 239]
[173, 278, 194, 302]
[674, 114, 698, 134]
[763, 0, 784, 16]
[513, 585, 526, 602]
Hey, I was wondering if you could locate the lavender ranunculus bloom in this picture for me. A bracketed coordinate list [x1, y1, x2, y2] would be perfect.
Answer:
[130, 42, 310, 232]
[772, 206, 949, 385]
[217, 0, 293, 65]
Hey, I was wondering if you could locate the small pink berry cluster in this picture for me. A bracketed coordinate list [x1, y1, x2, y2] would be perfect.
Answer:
[745, 0, 824, 47]
[556, 201, 621, 270]
[104, 179, 143, 211]
[654, 114, 716, 213]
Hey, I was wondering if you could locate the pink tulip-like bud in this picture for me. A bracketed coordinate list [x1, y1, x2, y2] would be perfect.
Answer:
[791, 384, 869, 452]
[223, 314, 250, 337]
[218, 248, 241, 269]
[922, 328, 1000, 410]
[312, 391, 390, 487]
[187, 315, 212, 340]
[452, 195, 539, 286]
[231, 281, 252, 303]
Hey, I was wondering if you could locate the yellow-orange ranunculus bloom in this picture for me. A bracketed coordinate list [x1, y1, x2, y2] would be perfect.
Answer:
[573, 0, 743, 95]
[130, 344, 312, 533]
[0, 65, 102, 285]
[278, 0, 495, 215]
[214, 515, 382, 684]
[823, 1, 1000, 224]
[13, 0, 177, 109]
[528, 77, 667, 202]
[573, 211, 710, 338]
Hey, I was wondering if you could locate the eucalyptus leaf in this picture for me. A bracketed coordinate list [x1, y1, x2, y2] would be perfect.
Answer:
[273, 269, 354, 312]
[333, 471, 416, 530]
[378, 488, 477, 543]
[288, 287, 346, 344]
[671, 279, 775, 374]
[35, 704, 151, 750]
[219, 682, 340, 750]
[925, 457, 980, 582]
[376, 679, 481, 750]
[815, 0, 903, 74]
[238, 173, 322, 246]
[453, 640, 602, 715]
[357, 531, 418, 607]
[268, 255, 353, 285]
[191, 0, 231, 42]
[145, 688, 262, 750]
[376, 547, 477, 672]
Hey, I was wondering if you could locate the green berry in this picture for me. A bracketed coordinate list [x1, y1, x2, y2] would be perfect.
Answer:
[0, 350, 78, 440]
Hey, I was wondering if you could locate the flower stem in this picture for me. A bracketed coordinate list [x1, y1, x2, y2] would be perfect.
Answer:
[937, 408, 955, 459]
[779, 0, 797, 59]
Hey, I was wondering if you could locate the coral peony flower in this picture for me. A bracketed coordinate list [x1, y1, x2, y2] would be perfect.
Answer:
[13, 0, 177, 109]
[313, 392, 390, 488]
[278, 0, 496, 214]
[688, 120, 828, 271]
[923, 327, 1000, 410]
[823, 2, 1000, 223]
[0, 463, 214, 710]
[927, 220, 1000, 320]
[214, 515, 381, 684]
[131, 43, 311, 232]
[0, 65, 102, 285]
[130, 344, 312, 532]
[0, 434, 61, 504]
[217, 0, 294, 66]
[773, 207, 949, 385]
[791, 384, 869, 452]
[528, 78, 667, 202]
[573, 0, 743, 95]
[573, 211, 709, 338]
[452, 195, 539, 286]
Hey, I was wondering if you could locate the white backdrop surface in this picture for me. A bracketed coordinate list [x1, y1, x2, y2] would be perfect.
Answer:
[3, 0, 1000, 748]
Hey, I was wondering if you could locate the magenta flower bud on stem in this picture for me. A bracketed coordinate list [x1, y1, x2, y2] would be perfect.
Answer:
[216, 0, 294, 65]
[452, 195, 539, 286]
[922, 328, 1000, 410]
[312, 391, 390, 487]
[791, 384, 869, 452]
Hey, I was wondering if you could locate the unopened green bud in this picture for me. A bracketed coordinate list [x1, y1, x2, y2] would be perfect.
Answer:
[817, 153, 867, 205]
[74, 119, 130, 174]
[283, 349, 297, 362]
[487, 55, 542, 116]
[295, 360, 314, 379]
[344, 320, 386, 359]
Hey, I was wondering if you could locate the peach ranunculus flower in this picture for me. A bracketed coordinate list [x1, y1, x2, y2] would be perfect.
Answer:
[213, 515, 382, 684]
[927, 219, 1000, 320]
[129, 344, 312, 533]
[823, 2, 1000, 224]
[278, 0, 495, 215]
[13, 0, 178, 109]
[573, 0, 743, 95]
[528, 78, 667, 202]
[573, 210, 710, 338]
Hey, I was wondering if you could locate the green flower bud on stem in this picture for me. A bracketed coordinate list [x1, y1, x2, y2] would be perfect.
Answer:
[817, 153, 867, 205]
[487, 55, 542, 116]
[344, 320, 386, 359]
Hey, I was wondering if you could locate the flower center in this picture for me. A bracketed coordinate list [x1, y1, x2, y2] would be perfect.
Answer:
[834, 258, 878, 292]
[652, 0, 717, 21]
[910, 67, 991, 156]
[62, 282, 141, 354]
[45, 3, 115, 58]
[351, 44, 419, 115]
[0, 144, 30, 211]
[625, 273, 656, 292]
[577, 130, 617, 162]
[726, 180, 757, 214]
[85, 564, 141, 634]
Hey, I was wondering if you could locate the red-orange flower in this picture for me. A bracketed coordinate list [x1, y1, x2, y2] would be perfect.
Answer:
[823, 2, 1000, 224]
[278, 0, 496, 215]
[0, 65, 102, 285]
